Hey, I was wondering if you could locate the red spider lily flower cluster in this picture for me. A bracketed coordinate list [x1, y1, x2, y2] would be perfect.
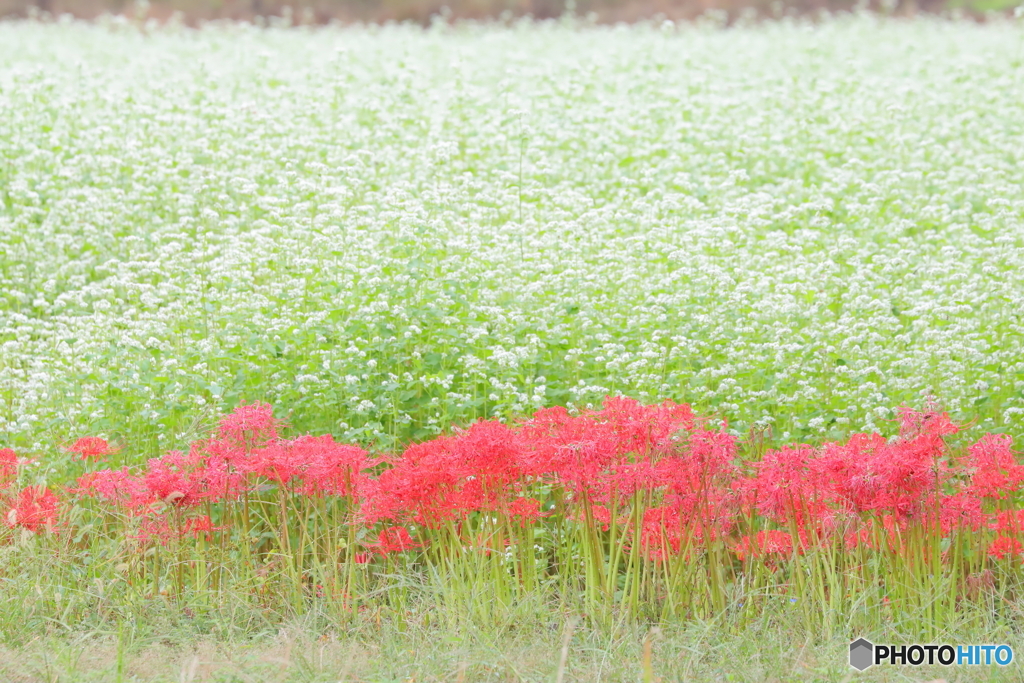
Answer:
[66, 402, 374, 544]
[0, 449, 17, 485]
[370, 526, 420, 555]
[66, 437, 115, 462]
[0, 449, 63, 535]
[3, 486, 61, 533]
[2, 400, 1024, 570]
[988, 537, 1024, 561]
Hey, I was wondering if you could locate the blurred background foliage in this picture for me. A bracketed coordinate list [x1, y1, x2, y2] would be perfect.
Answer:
[0, 0, 1019, 24]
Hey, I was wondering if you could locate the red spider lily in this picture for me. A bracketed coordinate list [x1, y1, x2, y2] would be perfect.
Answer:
[602, 459, 659, 500]
[507, 497, 547, 526]
[806, 411, 953, 521]
[75, 467, 153, 512]
[868, 433, 951, 518]
[217, 402, 281, 449]
[183, 515, 222, 541]
[370, 526, 420, 555]
[664, 486, 738, 546]
[961, 434, 1024, 500]
[133, 512, 222, 545]
[514, 405, 574, 472]
[238, 440, 302, 484]
[654, 430, 739, 544]
[4, 486, 61, 533]
[896, 406, 959, 440]
[668, 429, 739, 485]
[238, 435, 372, 492]
[446, 420, 526, 485]
[362, 421, 526, 527]
[589, 396, 696, 457]
[188, 438, 250, 501]
[988, 536, 1024, 561]
[940, 491, 985, 535]
[517, 397, 697, 497]
[195, 435, 247, 470]
[812, 433, 887, 514]
[740, 445, 828, 529]
[142, 445, 230, 507]
[143, 453, 201, 506]
[45, 397, 1024, 599]
[572, 504, 617, 532]
[66, 437, 115, 462]
[293, 435, 373, 498]
[516, 404, 623, 484]
[844, 524, 874, 551]
[743, 425, 952, 534]
[733, 530, 795, 562]
[990, 509, 1024, 535]
[637, 505, 684, 561]
[518, 411, 613, 490]
[0, 449, 17, 485]
[360, 438, 467, 527]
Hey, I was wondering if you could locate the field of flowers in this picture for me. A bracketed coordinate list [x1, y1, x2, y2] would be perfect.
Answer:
[3, 398, 1024, 680]
[2, 16, 1024, 460]
[3, 12, 1024, 682]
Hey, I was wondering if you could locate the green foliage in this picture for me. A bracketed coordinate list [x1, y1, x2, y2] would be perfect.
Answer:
[1, 542, 1023, 681]
[950, 0, 1021, 12]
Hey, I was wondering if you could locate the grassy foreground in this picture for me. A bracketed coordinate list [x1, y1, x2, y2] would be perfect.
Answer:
[2, 613, 1022, 682]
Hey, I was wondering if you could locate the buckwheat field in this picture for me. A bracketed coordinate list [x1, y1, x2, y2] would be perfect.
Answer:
[3, 15, 1023, 455]
[3, 13, 1024, 683]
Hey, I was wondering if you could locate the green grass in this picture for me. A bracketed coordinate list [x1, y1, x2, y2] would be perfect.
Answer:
[950, 0, 1022, 12]
[1, 585, 1022, 681]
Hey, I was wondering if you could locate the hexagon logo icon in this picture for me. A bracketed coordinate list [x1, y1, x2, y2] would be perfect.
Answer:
[849, 638, 874, 671]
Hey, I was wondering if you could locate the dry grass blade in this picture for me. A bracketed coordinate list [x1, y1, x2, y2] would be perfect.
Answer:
[555, 618, 578, 683]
